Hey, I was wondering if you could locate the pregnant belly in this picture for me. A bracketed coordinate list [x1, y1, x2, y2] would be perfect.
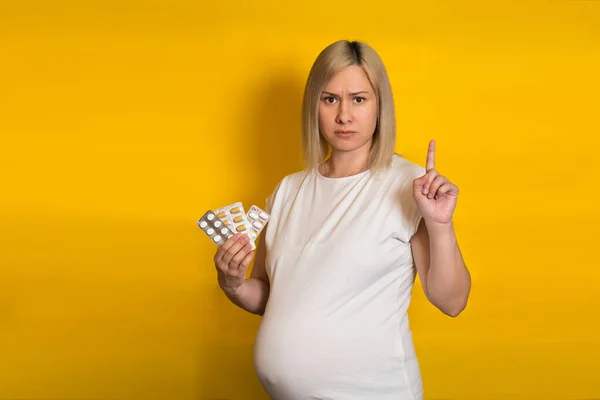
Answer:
[253, 313, 409, 400]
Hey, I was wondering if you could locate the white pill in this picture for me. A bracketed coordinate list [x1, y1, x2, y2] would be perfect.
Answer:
[252, 221, 263, 230]
[199, 221, 208, 229]
[249, 212, 258, 220]
[206, 228, 214, 235]
[214, 220, 222, 228]
[213, 235, 221, 242]
[207, 213, 215, 221]
[259, 212, 269, 220]
[220, 228, 228, 235]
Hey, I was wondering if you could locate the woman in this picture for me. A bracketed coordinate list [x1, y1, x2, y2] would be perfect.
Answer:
[213, 40, 471, 400]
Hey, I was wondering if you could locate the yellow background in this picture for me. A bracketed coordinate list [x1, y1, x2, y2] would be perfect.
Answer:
[1, 1, 598, 399]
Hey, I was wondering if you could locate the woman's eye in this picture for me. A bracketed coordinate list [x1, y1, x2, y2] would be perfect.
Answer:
[354, 97, 366, 103]
[324, 97, 336, 104]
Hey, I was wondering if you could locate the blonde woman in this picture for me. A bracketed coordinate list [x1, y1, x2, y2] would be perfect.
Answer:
[213, 40, 471, 399]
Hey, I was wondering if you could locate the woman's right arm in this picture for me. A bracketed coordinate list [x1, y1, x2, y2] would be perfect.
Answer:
[213, 230, 270, 316]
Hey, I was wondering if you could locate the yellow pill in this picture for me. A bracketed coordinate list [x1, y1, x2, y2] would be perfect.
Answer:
[231, 207, 241, 214]
[233, 216, 244, 223]
[223, 220, 230, 226]
[216, 212, 227, 218]
[236, 225, 247, 232]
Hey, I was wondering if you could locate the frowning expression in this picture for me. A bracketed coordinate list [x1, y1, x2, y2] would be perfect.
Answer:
[318, 65, 378, 153]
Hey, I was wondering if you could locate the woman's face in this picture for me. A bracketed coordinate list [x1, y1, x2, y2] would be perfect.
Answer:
[319, 65, 378, 155]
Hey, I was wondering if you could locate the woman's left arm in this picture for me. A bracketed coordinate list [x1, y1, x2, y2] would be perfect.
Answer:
[410, 219, 471, 317]
[409, 139, 471, 317]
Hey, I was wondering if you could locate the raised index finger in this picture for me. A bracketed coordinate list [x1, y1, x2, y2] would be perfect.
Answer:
[426, 139, 436, 171]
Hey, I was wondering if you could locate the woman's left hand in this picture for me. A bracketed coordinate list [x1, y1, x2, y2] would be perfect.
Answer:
[413, 140, 459, 225]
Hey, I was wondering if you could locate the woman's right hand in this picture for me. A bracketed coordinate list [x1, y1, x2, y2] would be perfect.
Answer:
[214, 233, 255, 296]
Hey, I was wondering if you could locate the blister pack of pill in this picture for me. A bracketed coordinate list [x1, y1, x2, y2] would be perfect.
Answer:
[197, 210, 235, 246]
[197, 202, 271, 249]
[215, 201, 252, 234]
[246, 205, 270, 241]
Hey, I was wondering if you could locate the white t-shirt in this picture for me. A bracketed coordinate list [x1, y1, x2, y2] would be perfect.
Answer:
[254, 154, 427, 400]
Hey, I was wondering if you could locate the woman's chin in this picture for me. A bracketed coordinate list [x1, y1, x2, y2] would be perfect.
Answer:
[328, 138, 371, 153]
[331, 145, 362, 153]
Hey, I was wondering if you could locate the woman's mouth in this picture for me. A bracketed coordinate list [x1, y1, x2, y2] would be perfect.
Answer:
[334, 130, 357, 138]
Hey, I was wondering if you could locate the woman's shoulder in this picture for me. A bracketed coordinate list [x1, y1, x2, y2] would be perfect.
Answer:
[271, 168, 312, 192]
[283, 168, 313, 185]
[265, 169, 312, 212]
[380, 154, 426, 184]
[390, 154, 426, 175]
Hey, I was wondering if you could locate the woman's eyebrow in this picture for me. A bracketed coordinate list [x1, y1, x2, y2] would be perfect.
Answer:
[321, 91, 369, 96]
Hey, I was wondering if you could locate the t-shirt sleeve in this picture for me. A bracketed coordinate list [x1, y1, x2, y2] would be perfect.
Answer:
[408, 164, 427, 238]
[265, 178, 284, 215]
[395, 163, 427, 241]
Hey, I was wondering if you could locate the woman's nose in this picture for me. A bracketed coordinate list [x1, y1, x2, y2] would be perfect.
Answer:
[336, 101, 351, 124]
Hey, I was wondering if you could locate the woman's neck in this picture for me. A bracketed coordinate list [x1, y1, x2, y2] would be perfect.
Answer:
[320, 151, 370, 178]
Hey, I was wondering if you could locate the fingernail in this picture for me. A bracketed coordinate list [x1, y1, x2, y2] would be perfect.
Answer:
[423, 189, 428, 195]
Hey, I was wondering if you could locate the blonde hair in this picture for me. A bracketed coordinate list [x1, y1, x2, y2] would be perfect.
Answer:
[301, 40, 397, 172]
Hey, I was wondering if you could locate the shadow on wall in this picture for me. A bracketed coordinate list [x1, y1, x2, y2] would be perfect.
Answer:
[248, 69, 306, 204]
[198, 68, 306, 400]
